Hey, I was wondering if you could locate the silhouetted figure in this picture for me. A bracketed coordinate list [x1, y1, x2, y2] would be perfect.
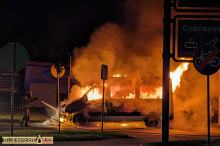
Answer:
[20, 89, 37, 127]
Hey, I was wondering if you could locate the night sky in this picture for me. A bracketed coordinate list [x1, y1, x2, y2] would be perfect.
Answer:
[0, 0, 124, 63]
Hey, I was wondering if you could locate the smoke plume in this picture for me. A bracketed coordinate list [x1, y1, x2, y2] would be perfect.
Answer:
[72, 0, 163, 86]
[70, 0, 219, 130]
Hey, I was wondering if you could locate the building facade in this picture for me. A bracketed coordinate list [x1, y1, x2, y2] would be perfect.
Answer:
[24, 61, 68, 108]
[0, 70, 22, 113]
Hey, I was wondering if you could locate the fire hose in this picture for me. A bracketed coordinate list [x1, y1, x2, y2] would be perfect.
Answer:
[29, 84, 97, 130]
[29, 101, 89, 130]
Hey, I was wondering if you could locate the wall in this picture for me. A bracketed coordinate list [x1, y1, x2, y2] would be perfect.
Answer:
[24, 61, 68, 108]
[30, 83, 56, 108]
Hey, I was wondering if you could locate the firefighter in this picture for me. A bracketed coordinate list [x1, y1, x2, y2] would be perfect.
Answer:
[20, 89, 37, 127]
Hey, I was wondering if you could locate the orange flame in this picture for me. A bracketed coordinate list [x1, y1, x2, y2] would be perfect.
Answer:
[170, 63, 189, 93]
[80, 87, 102, 101]
[141, 63, 189, 99]
[79, 63, 189, 101]
[140, 87, 162, 99]
[113, 74, 127, 78]
[125, 93, 135, 99]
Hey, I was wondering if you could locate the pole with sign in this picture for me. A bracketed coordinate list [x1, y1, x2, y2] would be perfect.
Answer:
[174, 17, 220, 61]
[207, 75, 210, 146]
[101, 64, 108, 132]
[11, 43, 15, 137]
[193, 38, 220, 146]
[165, 0, 220, 146]
[0, 42, 29, 137]
[51, 63, 65, 134]
[162, 0, 171, 145]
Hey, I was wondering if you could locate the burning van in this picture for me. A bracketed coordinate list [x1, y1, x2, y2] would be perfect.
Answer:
[61, 63, 190, 128]
[62, 73, 172, 128]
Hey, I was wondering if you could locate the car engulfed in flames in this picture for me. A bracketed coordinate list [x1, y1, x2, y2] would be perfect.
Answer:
[61, 63, 189, 128]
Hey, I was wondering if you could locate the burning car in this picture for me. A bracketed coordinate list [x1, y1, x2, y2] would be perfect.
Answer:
[61, 63, 189, 128]
[62, 74, 170, 128]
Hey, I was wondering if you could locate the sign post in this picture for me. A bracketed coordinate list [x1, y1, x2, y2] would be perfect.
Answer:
[207, 75, 211, 146]
[168, 1, 220, 146]
[174, 18, 220, 61]
[101, 64, 108, 132]
[51, 63, 65, 134]
[173, 21, 220, 139]
[0, 42, 29, 137]
[162, 0, 171, 145]
[11, 43, 15, 137]
[193, 37, 220, 75]
[193, 36, 220, 146]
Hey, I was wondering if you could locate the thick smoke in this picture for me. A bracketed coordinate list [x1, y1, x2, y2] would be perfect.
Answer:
[172, 64, 206, 130]
[172, 63, 219, 130]
[72, 23, 124, 85]
[72, 0, 163, 87]
[70, 0, 219, 130]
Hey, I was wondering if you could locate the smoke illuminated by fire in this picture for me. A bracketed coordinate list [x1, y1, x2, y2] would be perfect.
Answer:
[67, 0, 212, 130]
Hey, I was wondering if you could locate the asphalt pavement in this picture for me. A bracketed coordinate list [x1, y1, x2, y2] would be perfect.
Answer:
[1, 111, 220, 146]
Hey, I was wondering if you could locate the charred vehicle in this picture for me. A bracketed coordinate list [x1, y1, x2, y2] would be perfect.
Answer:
[61, 74, 174, 128]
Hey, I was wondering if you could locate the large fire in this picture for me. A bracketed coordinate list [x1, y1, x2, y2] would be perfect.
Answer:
[170, 63, 189, 93]
[80, 86, 102, 101]
[140, 87, 162, 99]
[112, 74, 127, 78]
[138, 63, 189, 99]
[79, 63, 189, 101]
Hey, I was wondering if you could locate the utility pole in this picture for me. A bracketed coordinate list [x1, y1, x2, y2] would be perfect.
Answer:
[55, 63, 63, 134]
[57, 72, 61, 133]
[101, 64, 108, 132]
[162, 0, 171, 145]
[101, 79, 105, 131]
[50, 63, 65, 133]
[11, 42, 16, 137]
[207, 75, 210, 146]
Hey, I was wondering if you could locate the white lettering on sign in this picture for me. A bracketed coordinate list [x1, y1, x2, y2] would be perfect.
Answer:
[183, 25, 220, 32]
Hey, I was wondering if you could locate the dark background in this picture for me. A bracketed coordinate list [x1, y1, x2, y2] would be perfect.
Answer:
[0, 0, 124, 63]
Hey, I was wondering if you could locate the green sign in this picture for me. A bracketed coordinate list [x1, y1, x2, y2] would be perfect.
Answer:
[0, 42, 29, 72]
[175, 18, 220, 60]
